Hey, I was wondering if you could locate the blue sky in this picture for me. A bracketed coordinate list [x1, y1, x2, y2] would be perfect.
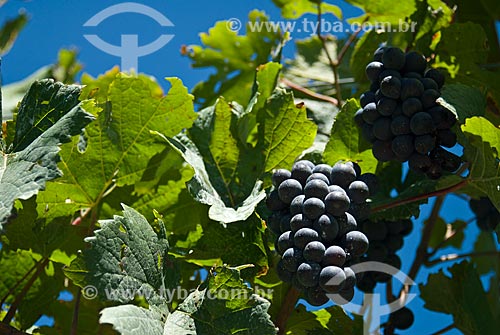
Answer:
[2, 1, 498, 334]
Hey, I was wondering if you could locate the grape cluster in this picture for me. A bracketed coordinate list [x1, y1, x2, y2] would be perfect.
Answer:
[355, 46, 461, 179]
[469, 197, 500, 231]
[355, 219, 413, 292]
[266, 160, 374, 306]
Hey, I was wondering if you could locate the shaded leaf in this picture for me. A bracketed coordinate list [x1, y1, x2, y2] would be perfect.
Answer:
[64, 205, 178, 305]
[100, 304, 167, 335]
[420, 261, 499, 334]
[164, 266, 277, 335]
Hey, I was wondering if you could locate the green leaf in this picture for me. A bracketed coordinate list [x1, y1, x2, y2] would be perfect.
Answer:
[272, 0, 342, 19]
[460, 117, 500, 212]
[0, 99, 95, 229]
[176, 214, 268, 276]
[0, 198, 84, 260]
[164, 266, 277, 335]
[64, 205, 178, 304]
[259, 88, 317, 173]
[100, 304, 167, 335]
[323, 99, 378, 173]
[186, 10, 284, 107]
[420, 261, 499, 334]
[434, 22, 500, 107]
[440, 84, 486, 123]
[473, 231, 499, 275]
[13, 79, 83, 152]
[286, 304, 363, 334]
[164, 133, 266, 224]
[0, 12, 28, 55]
[345, 0, 417, 24]
[36, 74, 197, 220]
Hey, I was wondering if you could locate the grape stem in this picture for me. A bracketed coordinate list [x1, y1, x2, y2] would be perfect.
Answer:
[70, 290, 82, 335]
[281, 78, 339, 105]
[275, 286, 300, 335]
[372, 178, 468, 213]
[426, 250, 500, 266]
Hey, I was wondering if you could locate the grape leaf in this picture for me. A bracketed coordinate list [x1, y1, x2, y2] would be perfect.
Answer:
[420, 261, 499, 334]
[323, 99, 378, 173]
[163, 133, 266, 224]
[460, 117, 500, 213]
[272, 0, 342, 19]
[0, 12, 27, 55]
[259, 88, 317, 173]
[0, 97, 95, 229]
[13, 79, 82, 152]
[100, 304, 167, 335]
[440, 84, 486, 123]
[434, 22, 500, 107]
[36, 73, 197, 220]
[0, 197, 84, 261]
[185, 10, 283, 107]
[344, 0, 417, 24]
[285, 304, 363, 334]
[64, 205, 178, 305]
[163, 266, 277, 335]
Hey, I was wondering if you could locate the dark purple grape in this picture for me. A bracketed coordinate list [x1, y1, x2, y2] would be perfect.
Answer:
[403, 51, 427, 74]
[410, 112, 434, 135]
[366, 61, 385, 81]
[347, 180, 370, 204]
[290, 195, 305, 215]
[294, 228, 320, 249]
[357, 173, 379, 195]
[382, 47, 405, 70]
[296, 262, 322, 287]
[316, 214, 339, 242]
[324, 191, 350, 216]
[391, 115, 411, 135]
[291, 161, 313, 186]
[425, 68, 445, 88]
[322, 246, 346, 267]
[303, 241, 326, 263]
[377, 97, 398, 116]
[319, 266, 346, 293]
[408, 153, 432, 173]
[304, 179, 329, 199]
[272, 169, 291, 187]
[380, 75, 401, 99]
[402, 97, 423, 117]
[303, 197, 326, 220]
[278, 179, 303, 204]
[277, 260, 294, 282]
[436, 129, 457, 148]
[277, 231, 294, 254]
[414, 134, 436, 154]
[342, 231, 369, 257]
[282, 247, 304, 272]
[306, 286, 329, 306]
[362, 102, 381, 124]
[373, 117, 394, 141]
[290, 214, 313, 233]
[330, 162, 357, 189]
[372, 140, 395, 162]
[312, 164, 332, 180]
[360, 91, 376, 107]
[390, 307, 414, 330]
[391, 135, 414, 160]
[421, 89, 440, 109]
[266, 190, 288, 211]
[401, 78, 424, 100]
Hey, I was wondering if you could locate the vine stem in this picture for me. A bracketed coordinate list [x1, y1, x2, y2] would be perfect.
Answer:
[70, 290, 82, 335]
[2, 258, 50, 324]
[426, 250, 500, 266]
[0, 261, 39, 308]
[280, 78, 339, 105]
[0, 323, 30, 335]
[429, 323, 455, 335]
[401, 196, 445, 298]
[275, 287, 300, 335]
[372, 179, 468, 213]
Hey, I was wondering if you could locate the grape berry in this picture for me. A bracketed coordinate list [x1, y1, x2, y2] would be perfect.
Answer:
[267, 160, 374, 306]
[469, 197, 500, 231]
[357, 46, 461, 179]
